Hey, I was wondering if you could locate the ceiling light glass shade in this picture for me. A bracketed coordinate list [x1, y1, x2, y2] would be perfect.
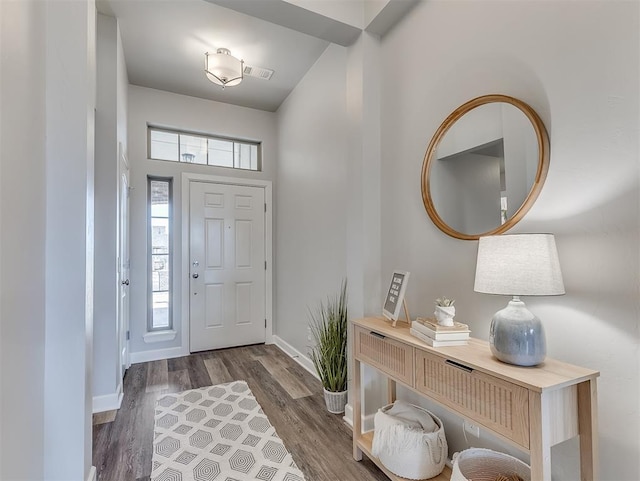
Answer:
[474, 234, 565, 367]
[205, 48, 243, 88]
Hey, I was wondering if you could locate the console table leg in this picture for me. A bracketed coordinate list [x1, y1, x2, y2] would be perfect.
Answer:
[578, 379, 598, 481]
[388, 378, 396, 404]
[529, 391, 552, 481]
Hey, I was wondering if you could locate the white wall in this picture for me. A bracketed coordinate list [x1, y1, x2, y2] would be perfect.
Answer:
[285, 0, 364, 28]
[276, 44, 349, 354]
[44, 0, 96, 479]
[128, 86, 277, 357]
[1, 1, 97, 478]
[343, 32, 387, 415]
[379, 1, 639, 479]
[93, 13, 128, 409]
[0, 0, 47, 478]
[432, 152, 502, 233]
[346, 32, 383, 320]
[117, 23, 128, 153]
[501, 103, 535, 218]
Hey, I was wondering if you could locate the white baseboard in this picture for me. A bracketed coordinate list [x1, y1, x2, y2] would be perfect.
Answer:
[343, 403, 375, 431]
[86, 466, 96, 481]
[92, 384, 123, 414]
[342, 404, 353, 427]
[130, 346, 187, 364]
[344, 402, 353, 426]
[272, 335, 319, 381]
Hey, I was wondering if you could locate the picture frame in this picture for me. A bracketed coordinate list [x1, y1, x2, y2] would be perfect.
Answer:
[382, 270, 410, 326]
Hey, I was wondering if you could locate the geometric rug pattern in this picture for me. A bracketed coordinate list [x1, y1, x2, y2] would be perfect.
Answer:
[151, 381, 306, 481]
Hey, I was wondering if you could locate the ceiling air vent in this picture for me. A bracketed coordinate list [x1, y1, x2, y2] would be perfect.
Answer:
[243, 65, 274, 81]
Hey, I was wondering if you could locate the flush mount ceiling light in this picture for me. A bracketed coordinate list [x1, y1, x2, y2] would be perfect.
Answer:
[204, 48, 244, 89]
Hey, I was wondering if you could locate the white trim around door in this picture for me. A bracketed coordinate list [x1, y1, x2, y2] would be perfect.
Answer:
[181, 173, 273, 354]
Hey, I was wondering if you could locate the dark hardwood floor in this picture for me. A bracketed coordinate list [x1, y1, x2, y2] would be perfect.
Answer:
[92, 344, 388, 481]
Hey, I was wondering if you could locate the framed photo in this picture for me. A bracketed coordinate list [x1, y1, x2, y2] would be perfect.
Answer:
[382, 270, 410, 322]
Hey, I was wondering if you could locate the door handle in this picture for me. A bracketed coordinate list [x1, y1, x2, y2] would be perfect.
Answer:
[192, 273, 199, 279]
[121, 279, 130, 286]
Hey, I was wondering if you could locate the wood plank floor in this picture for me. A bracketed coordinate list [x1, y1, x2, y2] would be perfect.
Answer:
[92, 344, 388, 481]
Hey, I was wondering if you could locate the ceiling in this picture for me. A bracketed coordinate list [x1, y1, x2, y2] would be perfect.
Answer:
[97, 0, 333, 112]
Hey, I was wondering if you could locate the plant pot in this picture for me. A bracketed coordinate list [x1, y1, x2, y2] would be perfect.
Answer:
[323, 388, 348, 414]
[434, 305, 456, 326]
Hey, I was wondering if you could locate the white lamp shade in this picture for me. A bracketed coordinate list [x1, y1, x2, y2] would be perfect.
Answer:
[474, 234, 565, 296]
[205, 49, 243, 87]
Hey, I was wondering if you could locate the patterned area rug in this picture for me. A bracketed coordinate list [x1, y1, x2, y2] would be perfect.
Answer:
[151, 381, 306, 481]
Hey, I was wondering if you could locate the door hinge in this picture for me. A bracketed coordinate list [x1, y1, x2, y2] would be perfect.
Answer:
[126, 330, 130, 341]
[264, 203, 267, 213]
[264, 260, 267, 270]
[265, 319, 267, 328]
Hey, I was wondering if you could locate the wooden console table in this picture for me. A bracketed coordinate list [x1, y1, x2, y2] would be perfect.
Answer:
[351, 317, 599, 481]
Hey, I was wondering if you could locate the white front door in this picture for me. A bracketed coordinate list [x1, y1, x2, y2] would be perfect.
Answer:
[118, 146, 131, 377]
[189, 181, 266, 352]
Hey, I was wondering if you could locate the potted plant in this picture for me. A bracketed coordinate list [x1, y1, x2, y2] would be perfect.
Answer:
[309, 280, 348, 414]
[434, 296, 456, 326]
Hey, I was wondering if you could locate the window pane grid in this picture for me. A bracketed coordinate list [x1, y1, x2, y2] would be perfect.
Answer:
[149, 127, 260, 171]
[180, 135, 208, 165]
[149, 178, 172, 331]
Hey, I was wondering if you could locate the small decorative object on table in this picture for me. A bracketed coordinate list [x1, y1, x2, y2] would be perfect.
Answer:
[382, 270, 411, 327]
[309, 280, 348, 414]
[411, 316, 470, 347]
[434, 296, 456, 326]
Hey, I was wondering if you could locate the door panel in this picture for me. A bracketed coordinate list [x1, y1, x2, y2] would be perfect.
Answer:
[205, 283, 224, 327]
[118, 147, 130, 378]
[205, 219, 224, 268]
[190, 181, 266, 352]
[236, 282, 253, 324]
[235, 194, 253, 209]
[235, 220, 253, 268]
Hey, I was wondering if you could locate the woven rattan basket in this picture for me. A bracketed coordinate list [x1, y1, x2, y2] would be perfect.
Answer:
[451, 448, 531, 481]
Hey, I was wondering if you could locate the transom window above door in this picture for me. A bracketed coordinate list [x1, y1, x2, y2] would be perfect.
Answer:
[148, 126, 261, 171]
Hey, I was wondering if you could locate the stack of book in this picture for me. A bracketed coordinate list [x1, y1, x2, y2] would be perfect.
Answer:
[410, 317, 470, 347]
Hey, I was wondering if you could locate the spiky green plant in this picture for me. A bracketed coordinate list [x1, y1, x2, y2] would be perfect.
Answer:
[435, 296, 455, 307]
[309, 280, 348, 393]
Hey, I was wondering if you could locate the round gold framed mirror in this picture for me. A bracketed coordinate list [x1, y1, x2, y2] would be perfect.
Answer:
[421, 94, 550, 240]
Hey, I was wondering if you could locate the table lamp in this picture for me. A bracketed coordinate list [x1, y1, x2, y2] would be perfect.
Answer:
[474, 234, 565, 366]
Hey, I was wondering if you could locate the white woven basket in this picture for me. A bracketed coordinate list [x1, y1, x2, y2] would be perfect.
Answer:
[451, 448, 531, 481]
[372, 403, 447, 480]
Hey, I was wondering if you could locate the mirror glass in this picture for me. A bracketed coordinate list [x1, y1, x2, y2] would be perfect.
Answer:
[421, 95, 549, 240]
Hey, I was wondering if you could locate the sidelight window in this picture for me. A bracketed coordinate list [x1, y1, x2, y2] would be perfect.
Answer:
[148, 177, 173, 331]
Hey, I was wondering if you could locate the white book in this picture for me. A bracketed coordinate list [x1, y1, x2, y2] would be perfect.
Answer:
[411, 320, 470, 341]
[410, 328, 469, 347]
[415, 317, 470, 332]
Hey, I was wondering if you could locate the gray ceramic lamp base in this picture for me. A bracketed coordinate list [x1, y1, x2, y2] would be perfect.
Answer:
[489, 298, 546, 367]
